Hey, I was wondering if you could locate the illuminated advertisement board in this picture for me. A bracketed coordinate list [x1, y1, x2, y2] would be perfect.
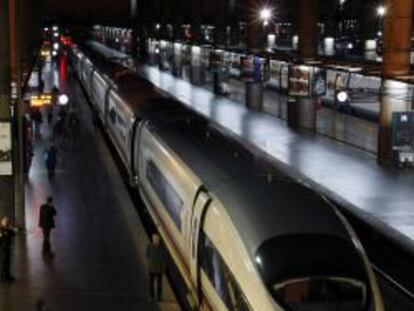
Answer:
[289, 65, 311, 97]
[0, 122, 12, 175]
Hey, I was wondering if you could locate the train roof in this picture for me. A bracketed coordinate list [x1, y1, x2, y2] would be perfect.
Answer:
[78, 44, 180, 116]
[149, 115, 353, 260]
[75, 44, 355, 260]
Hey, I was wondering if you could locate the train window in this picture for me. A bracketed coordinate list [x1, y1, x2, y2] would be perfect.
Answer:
[200, 232, 252, 311]
[272, 277, 366, 311]
[255, 234, 371, 311]
[146, 160, 183, 230]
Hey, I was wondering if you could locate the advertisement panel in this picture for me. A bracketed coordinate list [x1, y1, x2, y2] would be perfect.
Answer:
[311, 68, 327, 96]
[289, 65, 311, 97]
[0, 122, 12, 175]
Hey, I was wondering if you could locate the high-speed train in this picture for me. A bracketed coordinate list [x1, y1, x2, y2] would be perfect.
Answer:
[71, 45, 384, 311]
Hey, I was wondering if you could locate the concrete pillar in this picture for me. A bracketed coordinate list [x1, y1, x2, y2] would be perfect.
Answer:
[10, 0, 25, 229]
[379, 0, 413, 165]
[297, 0, 319, 60]
[288, 0, 319, 131]
[0, 0, 15, 223]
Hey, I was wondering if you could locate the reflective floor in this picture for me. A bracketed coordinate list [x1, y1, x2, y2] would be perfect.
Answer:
[0, 57, 180, 311]
[88, 41, 414, 249]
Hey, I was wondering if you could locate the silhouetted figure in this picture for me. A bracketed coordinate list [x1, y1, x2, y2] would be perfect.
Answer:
[68, 107, 80, 145]
[45, 144, 58, 180]
[38, 79, 45, 94]
[0, 217, 16, 283]
[146, 233, 166, 300]
[39, 197, 57, 257]
[92, 110, 99, 132]
[31, 108, 43, 138]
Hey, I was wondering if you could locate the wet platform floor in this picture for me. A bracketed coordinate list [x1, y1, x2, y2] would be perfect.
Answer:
[0, 59, 181, 311]
[88, 41, 414, 250]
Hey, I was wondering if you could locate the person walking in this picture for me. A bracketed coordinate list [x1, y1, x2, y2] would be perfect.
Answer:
[146, 233, 166, 301]
[0, 217, 16, 282]
[45, 143, 58, 180]
[38, 197, 57, 256]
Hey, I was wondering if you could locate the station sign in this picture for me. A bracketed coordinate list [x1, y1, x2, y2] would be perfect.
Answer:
[30, 94, 53, 107]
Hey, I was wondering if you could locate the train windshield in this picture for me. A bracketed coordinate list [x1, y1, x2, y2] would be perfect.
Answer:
[255, 234, 371, 311]
[271, 276, 366, 311]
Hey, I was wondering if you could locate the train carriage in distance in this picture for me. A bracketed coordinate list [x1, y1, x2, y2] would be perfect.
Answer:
[71, 45, 384, 311]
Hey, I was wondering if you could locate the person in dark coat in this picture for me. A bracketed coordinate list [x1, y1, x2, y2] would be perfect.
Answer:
[146, 233, 166, 300]
[45, 144, 58, 180]
[0, 217, 16, 282]
[38, 197, 57, 256]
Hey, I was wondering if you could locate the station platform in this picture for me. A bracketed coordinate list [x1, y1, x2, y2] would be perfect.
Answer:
[87, 41, 414, 252]
[0, 55, 181, 310]
[89, 41, 379, 154]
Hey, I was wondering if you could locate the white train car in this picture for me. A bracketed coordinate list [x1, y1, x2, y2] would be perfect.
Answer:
[71, 47, 385, 311]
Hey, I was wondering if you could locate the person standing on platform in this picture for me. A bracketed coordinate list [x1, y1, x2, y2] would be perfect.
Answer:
[146, 233, 166, 301]
[38, 197, 57, 257]
[45, 143, 58, 180]
[0, 217, 16, 282]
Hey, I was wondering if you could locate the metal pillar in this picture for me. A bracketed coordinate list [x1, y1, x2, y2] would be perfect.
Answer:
[245, 0, 264, 110]
[379, 0, 413, 165]
[189, 0, 203, 85]
[212, 0, 228, 94]
[0, 0, 14, 222]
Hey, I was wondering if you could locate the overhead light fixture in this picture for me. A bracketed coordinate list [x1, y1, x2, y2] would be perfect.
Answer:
[337, 91, 349, 103]
[260, 8, 272, 22]
[377, 5, 386, 17]
[58, 94, 69, 106]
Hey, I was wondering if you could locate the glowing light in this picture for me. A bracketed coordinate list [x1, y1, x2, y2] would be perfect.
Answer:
[58, 94, 69, 106]
[260, 8, 272, 22]
[52, 50, 58, 56]
[377, 5, 386, 17]
[53, 42, 59, 50]
[337, 91, 349, 103]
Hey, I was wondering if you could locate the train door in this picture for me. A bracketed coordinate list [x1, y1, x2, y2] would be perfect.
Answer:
[189, 189, 211, 308]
